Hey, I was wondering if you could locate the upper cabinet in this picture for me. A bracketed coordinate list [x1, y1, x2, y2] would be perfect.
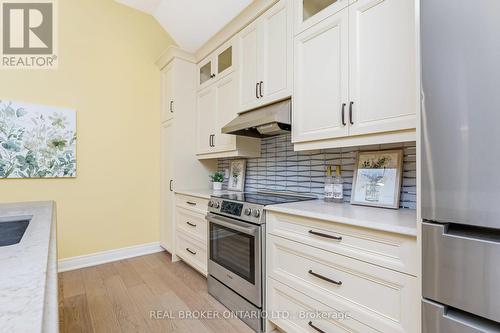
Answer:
[293, 0, 417, 149]
[295, 0, 349, 34]
[197, 40, 236, 90]
[196, 72, 260, 159]
[161, 63, 174, 123]
[238, 0, 293, 113]
[348, 0, 417, 136]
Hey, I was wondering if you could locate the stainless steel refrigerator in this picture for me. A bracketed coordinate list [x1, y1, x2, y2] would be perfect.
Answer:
[421, 0, 500, 331]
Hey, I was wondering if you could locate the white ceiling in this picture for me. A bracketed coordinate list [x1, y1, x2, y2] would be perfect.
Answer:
[117, 0, 253, 53]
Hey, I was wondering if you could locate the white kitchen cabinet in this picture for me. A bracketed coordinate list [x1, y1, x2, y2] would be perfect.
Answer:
[292, 0, 417, 150]
[158, 51, 215, 256]
[348, 0, 417, 136]
[295, 0, 349, 35]
[238, 0, 292, 112]
[196, 72, 261, 159]
[266, 210, 419, 333]
[173, 193, 210, 276]
[293, 8, 349, 143]
[160, 63, 174, 123]
[160, 120, 174, 251]
[239, 22, 260, 111]
[196, 85, 217, 154]
[197, 39, 236, 90]
[213, 74, 238, 152]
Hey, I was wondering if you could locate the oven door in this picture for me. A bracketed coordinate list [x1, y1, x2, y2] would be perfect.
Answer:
[207, 212, 262, 307]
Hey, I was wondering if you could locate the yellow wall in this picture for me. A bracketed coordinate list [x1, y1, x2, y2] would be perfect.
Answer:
[0, 0, 174, 259]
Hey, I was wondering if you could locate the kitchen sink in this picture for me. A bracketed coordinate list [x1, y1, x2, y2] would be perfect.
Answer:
[0, 217, 31, 247]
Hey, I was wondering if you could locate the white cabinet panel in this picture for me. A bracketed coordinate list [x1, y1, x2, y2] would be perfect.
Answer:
[161, 64, 174, 123]
[160, 121, 173, 251]
[259, 0, 292, 104]
[239, 0, 292, 113]
[293, 9, 349, 143]
[295, 0, 350, 34]
[348, 0, 417, 136]
[239, 22, 260, 111]
[214, 74, 237, 152]
[196, 86, 216, 154]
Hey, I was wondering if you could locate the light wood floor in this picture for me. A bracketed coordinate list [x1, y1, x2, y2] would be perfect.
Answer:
[59, 251, 254, 333]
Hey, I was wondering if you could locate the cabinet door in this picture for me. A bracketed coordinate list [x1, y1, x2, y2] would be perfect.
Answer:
[259, 0, 292, 105]
[198, 56, 216, 90]
[239, 21, 260, 112]
[216, 41, 235, 80]
[348, 0, 417, 136]
[160, 121, 174, 251]
[213, 73, 237, 152]
[295, 0, 349, 34]
[161, 64, 174, 123]
[292, 9, 349, 143]
[196, 86, 217, 154]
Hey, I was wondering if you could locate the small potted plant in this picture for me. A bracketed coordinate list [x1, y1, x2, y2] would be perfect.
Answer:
[210, 172, 224, 191]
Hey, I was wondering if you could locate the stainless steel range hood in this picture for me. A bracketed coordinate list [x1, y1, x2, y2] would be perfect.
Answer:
[221, 99, 291, 138]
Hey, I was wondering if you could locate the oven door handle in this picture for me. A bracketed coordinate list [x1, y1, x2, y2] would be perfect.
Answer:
[206, 213, 259, 236]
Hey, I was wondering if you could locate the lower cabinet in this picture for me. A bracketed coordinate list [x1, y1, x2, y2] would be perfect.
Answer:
[173, 194, 209, 275]
[266, 211, 418, 333]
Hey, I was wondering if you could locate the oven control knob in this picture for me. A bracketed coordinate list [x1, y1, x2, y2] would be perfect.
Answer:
[208, 200, 214, 207]
[244, 208, 252, 216]
[213, 201, 220, 209]
[252, 209, 261, 218]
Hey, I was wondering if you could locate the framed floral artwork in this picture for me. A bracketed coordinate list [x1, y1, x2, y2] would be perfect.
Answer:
[0, 100, 76, 178]
[228, 159, 246, 192]
[351, 149, 403, 209]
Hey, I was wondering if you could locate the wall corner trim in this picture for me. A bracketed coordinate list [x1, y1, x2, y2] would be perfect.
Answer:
[58, 242, 164, 272]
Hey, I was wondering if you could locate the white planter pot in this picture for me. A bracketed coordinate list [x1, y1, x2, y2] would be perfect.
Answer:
[213, 182, 223, 191]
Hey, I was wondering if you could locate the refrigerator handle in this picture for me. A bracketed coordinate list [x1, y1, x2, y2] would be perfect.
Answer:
[438, 222, 500, 244]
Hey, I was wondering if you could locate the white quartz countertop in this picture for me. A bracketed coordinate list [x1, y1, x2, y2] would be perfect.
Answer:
[175, 188, 237, 200]
[266, 200, 417, 237]
[0, 201, 57, 333]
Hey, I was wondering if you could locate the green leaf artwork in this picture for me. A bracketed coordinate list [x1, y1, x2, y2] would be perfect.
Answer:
[0, 100, 77, 178]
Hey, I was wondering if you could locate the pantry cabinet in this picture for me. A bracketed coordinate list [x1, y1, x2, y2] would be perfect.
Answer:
[158, 50, 215, 254]
[293, 0, 417, 149]
[160, 120, 174, 251]
[160, 63, 174, 123]
[238, 0, 292, 112]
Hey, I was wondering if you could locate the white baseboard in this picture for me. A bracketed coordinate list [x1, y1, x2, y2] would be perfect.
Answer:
[58, 242, 164, 272]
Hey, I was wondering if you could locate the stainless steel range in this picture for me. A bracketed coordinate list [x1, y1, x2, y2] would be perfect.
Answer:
[206, 192, 315, 332]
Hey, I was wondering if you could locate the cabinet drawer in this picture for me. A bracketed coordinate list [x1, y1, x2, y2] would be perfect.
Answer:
[175, 207, 207, 244]
[175, 194, 209, 213]
[268, 278, 378, 333]
[176, 231, 207, 276]
[268, 235, 418, 333]
[267, 211, 417, 275]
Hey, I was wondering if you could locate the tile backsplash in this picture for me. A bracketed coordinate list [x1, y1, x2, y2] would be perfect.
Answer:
[217, 134, 416, 209]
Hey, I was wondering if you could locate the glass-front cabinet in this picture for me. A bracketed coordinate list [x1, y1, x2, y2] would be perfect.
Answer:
[197, 39, 236, 90]
[295, 0, 349, 34]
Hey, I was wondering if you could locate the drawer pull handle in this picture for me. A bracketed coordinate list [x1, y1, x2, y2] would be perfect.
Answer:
[308, 321, 327, 333]
[186, 248, 196, 255]
[308, 230, 342, 241]
[186, 201, 197, 206]
[186, 221, 197, 227]
[308, 270, 342, 286]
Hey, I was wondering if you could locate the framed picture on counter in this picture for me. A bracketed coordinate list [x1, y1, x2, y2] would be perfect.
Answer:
[228, 159, 246, 191]
[351, 149, 403, 209]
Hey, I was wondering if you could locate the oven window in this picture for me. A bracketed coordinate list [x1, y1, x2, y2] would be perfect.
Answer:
[210, 223, 255, 284]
